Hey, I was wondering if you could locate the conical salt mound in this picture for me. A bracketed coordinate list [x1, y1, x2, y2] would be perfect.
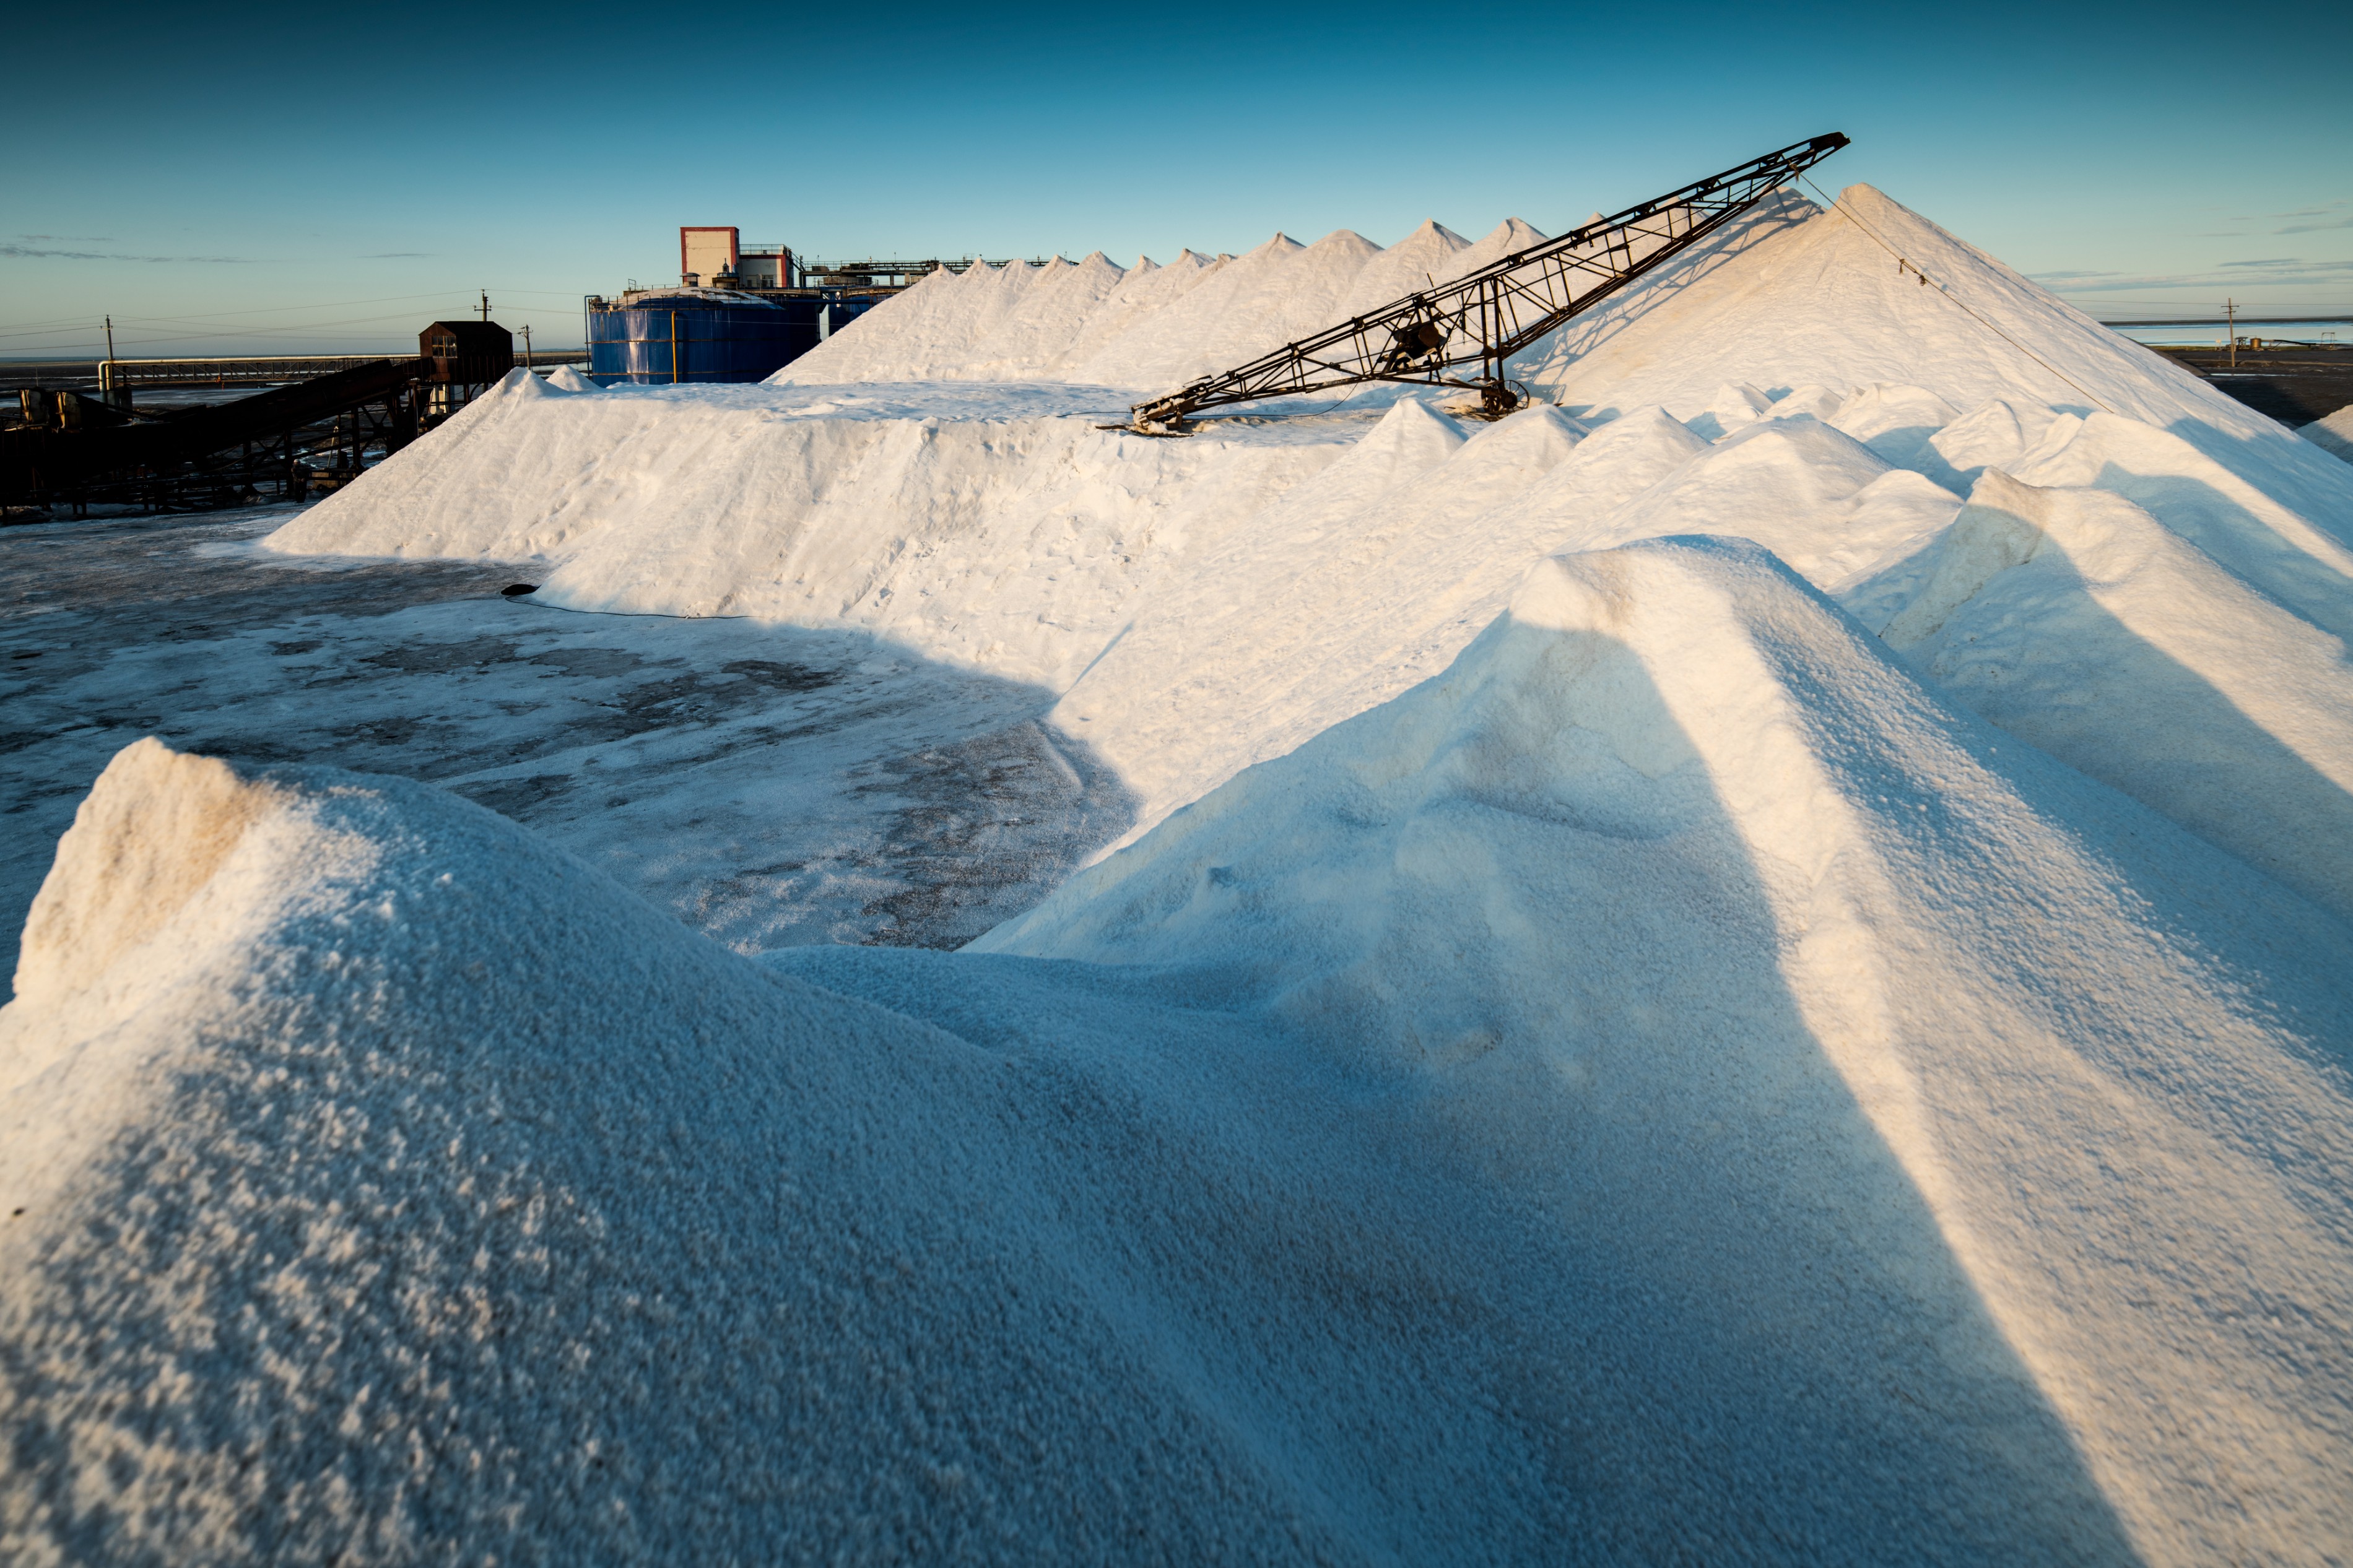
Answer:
[1516, 184, 2353, 526]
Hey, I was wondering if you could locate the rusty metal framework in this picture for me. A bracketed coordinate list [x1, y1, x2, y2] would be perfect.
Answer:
[4, 357, 507, 517]
[1127, 132, 1849, 431]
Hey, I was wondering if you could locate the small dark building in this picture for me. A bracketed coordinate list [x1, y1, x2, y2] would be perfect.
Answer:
[420, 321, 515, 384]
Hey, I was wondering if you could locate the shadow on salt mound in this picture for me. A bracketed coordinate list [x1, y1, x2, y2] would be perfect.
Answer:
[1677, 381, 1773, 440]
[2012, 410, 2353, 641]
[0, 742, 1407, 1561]
[1517, 405, 1710, 516]
[1828, 382, 1960, 471]
[996, 534, 2353, 1564]
[485, 365, 552, 401]
[1875, 467, 2353, 925]
[1921, 396, 2063, 490]
[1006, 582, 2151, 1565]
[1562, 412, 1960, 597]
[1766, 383, 1846, 422]
[0, 734, 2131, 1564]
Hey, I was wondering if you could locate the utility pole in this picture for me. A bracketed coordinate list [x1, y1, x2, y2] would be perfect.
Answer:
[479, 290, 490, 323]
[103, 314, 121, 407]
[2227, 298, 2237, 370]
[521, 324, 533, 369]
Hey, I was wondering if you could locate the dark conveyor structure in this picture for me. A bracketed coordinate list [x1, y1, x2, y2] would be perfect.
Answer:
[1125, 132, 1850, 432]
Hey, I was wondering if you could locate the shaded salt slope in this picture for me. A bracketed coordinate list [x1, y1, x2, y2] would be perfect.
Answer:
[0, 742, 1352, 1562]
[2, 737, 2154, 1566]
[1872, 468, 2353, 925]
[983, 537, 2353, 1568]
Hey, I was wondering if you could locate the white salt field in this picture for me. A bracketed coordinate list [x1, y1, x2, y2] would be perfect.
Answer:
[6, 180, 2353, 1564]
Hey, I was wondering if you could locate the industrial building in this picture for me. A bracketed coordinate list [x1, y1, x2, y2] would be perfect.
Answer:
[585, 227, 1012, 384]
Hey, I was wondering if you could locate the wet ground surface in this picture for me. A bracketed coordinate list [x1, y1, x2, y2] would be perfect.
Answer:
[2153, 345, 2353, 427]
[0, 504, 1133, 997]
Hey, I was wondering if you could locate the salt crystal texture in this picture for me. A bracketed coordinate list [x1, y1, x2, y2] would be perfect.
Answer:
[11, 181, 2353, 1562]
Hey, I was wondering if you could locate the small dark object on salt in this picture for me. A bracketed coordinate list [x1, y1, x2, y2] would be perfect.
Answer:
[500, 584, 539, 598]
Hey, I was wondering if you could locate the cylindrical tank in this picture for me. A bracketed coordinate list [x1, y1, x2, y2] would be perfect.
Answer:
[820, 295, 884, 339]
[586, 290, 826, 384]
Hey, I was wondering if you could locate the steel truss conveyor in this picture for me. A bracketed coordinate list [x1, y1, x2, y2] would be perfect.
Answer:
[1125, 132, 1849, 432]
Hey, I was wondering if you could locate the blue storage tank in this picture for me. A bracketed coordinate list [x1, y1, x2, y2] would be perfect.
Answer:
[587, 290, 825, 384]
[822, 295, 882, 334]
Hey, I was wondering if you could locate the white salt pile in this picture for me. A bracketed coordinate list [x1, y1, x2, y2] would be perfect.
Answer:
[771, 217, 1547, 390]
[2305, 404, 2353, 463]
[12, 179, 2353, 1561]
[9, 636, 2349, 1560]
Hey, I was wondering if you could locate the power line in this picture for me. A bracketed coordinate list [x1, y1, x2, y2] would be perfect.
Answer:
[0, 286, 601, 337]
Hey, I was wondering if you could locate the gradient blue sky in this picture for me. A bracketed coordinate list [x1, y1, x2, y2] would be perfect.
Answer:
[7, 0, 2348, 355]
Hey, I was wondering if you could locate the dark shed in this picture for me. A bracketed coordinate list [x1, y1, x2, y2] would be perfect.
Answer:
[420, 321, 515, 384]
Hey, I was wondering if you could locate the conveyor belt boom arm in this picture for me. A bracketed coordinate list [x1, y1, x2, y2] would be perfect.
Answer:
[1128, 132, 1849, 430]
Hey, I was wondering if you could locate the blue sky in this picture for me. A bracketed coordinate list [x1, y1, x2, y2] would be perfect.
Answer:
[6, 0, 2347, 355]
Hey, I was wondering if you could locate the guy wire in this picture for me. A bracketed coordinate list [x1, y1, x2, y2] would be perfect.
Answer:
[1798, 174, 2118, 418]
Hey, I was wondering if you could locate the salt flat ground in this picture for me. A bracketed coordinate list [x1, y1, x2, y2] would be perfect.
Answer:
[0, 504, 1131, 994]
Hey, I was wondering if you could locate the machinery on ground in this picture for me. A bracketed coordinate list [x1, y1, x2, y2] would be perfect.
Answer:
[3, 323, 517, 516]
[1124, 133, 1850, 433]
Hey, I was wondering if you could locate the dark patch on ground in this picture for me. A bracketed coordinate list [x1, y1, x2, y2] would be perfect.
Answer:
[2152, 345, 2353, 427]
[363, 638, 524, 674]
[1, 503, 1136, 994]
[528, 646, 645, 679]
[857, 721, 1133, 949]
[723, 658, 840, 692]
[453, 772, 580, 817]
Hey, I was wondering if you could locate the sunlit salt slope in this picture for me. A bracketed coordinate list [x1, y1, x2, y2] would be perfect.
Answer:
[10, 537, 2353, 1561]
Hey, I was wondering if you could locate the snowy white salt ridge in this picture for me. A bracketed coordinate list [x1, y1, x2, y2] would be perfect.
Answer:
[11, 181, 2353, 1559]
[2306, 403, 2353, 463]
[767, 217, 1547, 391]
